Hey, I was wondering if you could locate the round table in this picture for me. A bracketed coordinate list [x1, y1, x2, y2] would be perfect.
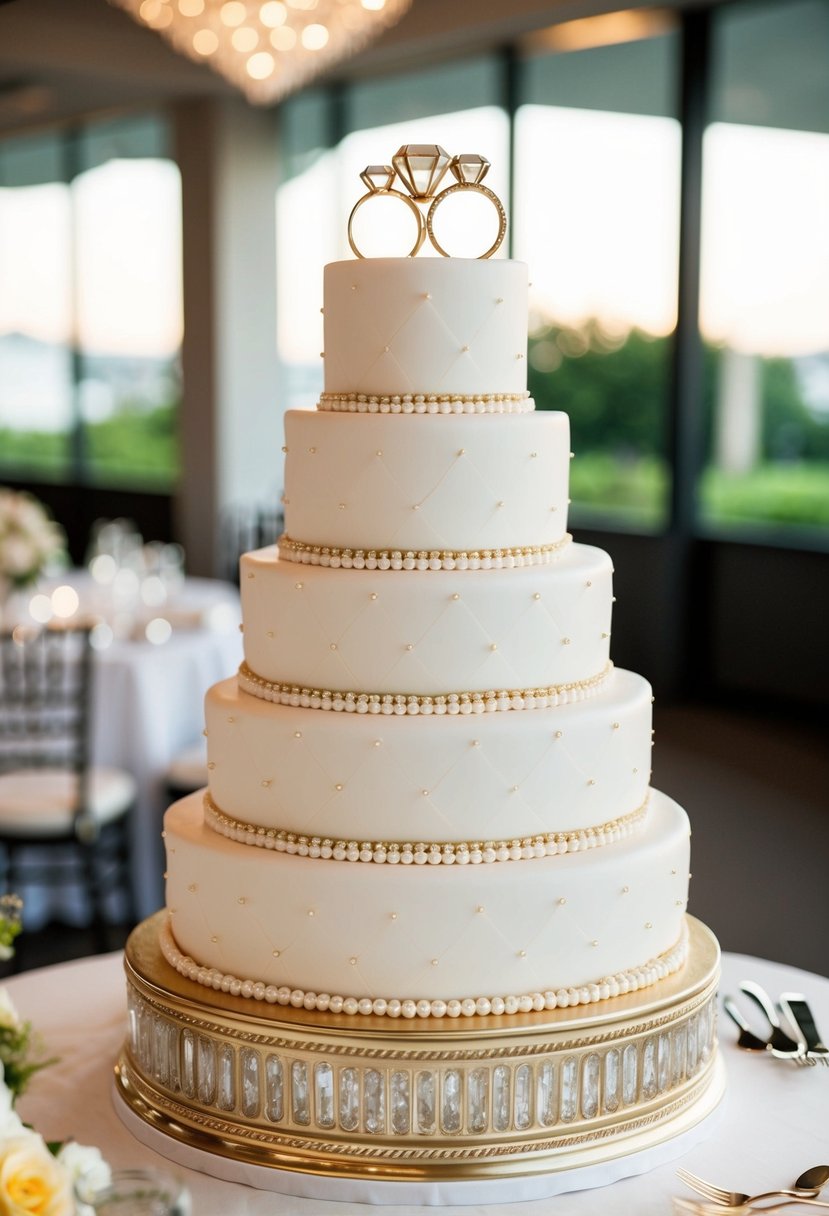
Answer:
[8, 949, 829, 1214]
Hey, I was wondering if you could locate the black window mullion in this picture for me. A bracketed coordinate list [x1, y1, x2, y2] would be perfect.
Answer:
[666, 5, 713, 695]
[669, 7, 711, 538]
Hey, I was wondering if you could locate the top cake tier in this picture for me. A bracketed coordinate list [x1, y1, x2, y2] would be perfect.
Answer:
[323, 258, 529, 399]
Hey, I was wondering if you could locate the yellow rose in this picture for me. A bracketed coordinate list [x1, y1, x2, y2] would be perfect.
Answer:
[0, 1134, 72, 1216]
[0, 990, 21, 1033]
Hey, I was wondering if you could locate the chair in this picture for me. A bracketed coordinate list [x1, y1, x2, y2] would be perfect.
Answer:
[0, 624, 136, 956]
[219, 503, 284, 585]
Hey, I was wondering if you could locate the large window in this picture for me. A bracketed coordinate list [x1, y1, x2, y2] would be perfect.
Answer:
[515, 25, 680, 530]
[276, 0, 829, 550]
[0, 113, 182, 491]
[0, 136, 73, 479]
[699, 0, 829, 538]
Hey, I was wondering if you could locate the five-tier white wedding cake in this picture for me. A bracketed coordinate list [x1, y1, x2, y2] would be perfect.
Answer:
[117, 150, 723, 1199]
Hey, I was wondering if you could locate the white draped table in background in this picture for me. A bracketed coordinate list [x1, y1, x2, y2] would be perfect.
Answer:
[9, 951, 829, 1215]
[15, 575, 243, 925]
[89, 577, 242, 920]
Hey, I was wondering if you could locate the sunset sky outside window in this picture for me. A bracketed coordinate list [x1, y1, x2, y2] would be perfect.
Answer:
[2, 113, 828, 418]
[0, 158, 182, 354]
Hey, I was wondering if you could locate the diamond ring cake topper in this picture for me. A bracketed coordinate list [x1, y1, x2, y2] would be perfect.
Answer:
[347, 143, 507, 261]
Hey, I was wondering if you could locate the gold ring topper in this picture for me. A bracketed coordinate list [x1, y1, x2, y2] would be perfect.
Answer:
[347, 144, 507, 261]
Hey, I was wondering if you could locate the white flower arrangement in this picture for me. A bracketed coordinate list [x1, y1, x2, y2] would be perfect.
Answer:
[0, 1002, 109, 1215]
[0, 489, 66, 591]
[0, 910, 117, 1214]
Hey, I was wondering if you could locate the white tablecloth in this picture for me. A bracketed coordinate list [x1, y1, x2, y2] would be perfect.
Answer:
[8, 950, 829, 1215]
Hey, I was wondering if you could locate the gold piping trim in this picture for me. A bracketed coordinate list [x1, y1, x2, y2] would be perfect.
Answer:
[277, 533, 571, 571]
[203, 791, 649, 864]
[237, 660, 613, 714]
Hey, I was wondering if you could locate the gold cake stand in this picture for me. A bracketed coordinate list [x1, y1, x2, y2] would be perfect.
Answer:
[115, 913, 724, 1190]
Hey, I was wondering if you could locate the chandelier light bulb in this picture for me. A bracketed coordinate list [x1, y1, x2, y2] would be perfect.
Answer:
[301, 22, 328, 48]
[247, 50, 276, 77]
[192, 27, 219, 52]
[139, 0, 173, 27]
[259, 1, 287, 25]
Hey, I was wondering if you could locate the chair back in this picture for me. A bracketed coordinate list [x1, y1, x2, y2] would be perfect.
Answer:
[0, 625, 94, 820]
[219, 504, 283, 584]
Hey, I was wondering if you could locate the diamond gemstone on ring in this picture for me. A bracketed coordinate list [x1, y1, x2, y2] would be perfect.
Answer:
[393, 144, 451, 199]
[360, 164, 395, 193]
[450, 153, 491, 185]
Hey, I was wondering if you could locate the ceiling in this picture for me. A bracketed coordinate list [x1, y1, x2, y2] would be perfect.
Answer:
[0, 0, 691, 135]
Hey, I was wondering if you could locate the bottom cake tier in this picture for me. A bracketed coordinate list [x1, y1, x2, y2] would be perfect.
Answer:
[116, 913, 723, 1194]
[162, 788, 691, 1016]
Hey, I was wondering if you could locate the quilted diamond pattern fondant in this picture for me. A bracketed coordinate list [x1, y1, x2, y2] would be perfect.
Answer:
[204, 668, 653, 844]
[165, 791, 690, 1003]
[283, 410, 571, 553]
[241, 545, 612, 696]
[324, 259, 528, 396]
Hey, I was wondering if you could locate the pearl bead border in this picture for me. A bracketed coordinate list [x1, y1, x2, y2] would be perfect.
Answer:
[277, 533, 571, 571]
[203, 792, 649, 865]
[318, 392, 533, 415]
[159, 919, 689, 1019]
[237, 660, 613, 715]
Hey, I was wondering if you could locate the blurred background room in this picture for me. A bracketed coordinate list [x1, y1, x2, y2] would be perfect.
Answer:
[0, 0, 826, 974]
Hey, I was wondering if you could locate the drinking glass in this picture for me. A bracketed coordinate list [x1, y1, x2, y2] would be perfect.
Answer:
[76, 1166, 191, 1216]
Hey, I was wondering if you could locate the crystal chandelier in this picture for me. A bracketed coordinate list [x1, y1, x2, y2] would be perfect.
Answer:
[109, 0, 413, 105]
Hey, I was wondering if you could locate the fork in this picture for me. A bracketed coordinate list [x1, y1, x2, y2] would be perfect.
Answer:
[676, 1167, 823, 1207]
[673, 1200, 829, 1215]
[779, 994, 829, 1066]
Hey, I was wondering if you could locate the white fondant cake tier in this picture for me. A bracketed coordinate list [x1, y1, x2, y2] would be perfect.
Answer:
[163, 788, 689, 1010]
[239, 543, 613, 697]
[323, 258, 529, 397]
[204, 668, 652, 844]
[282, 409, 570, 553]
